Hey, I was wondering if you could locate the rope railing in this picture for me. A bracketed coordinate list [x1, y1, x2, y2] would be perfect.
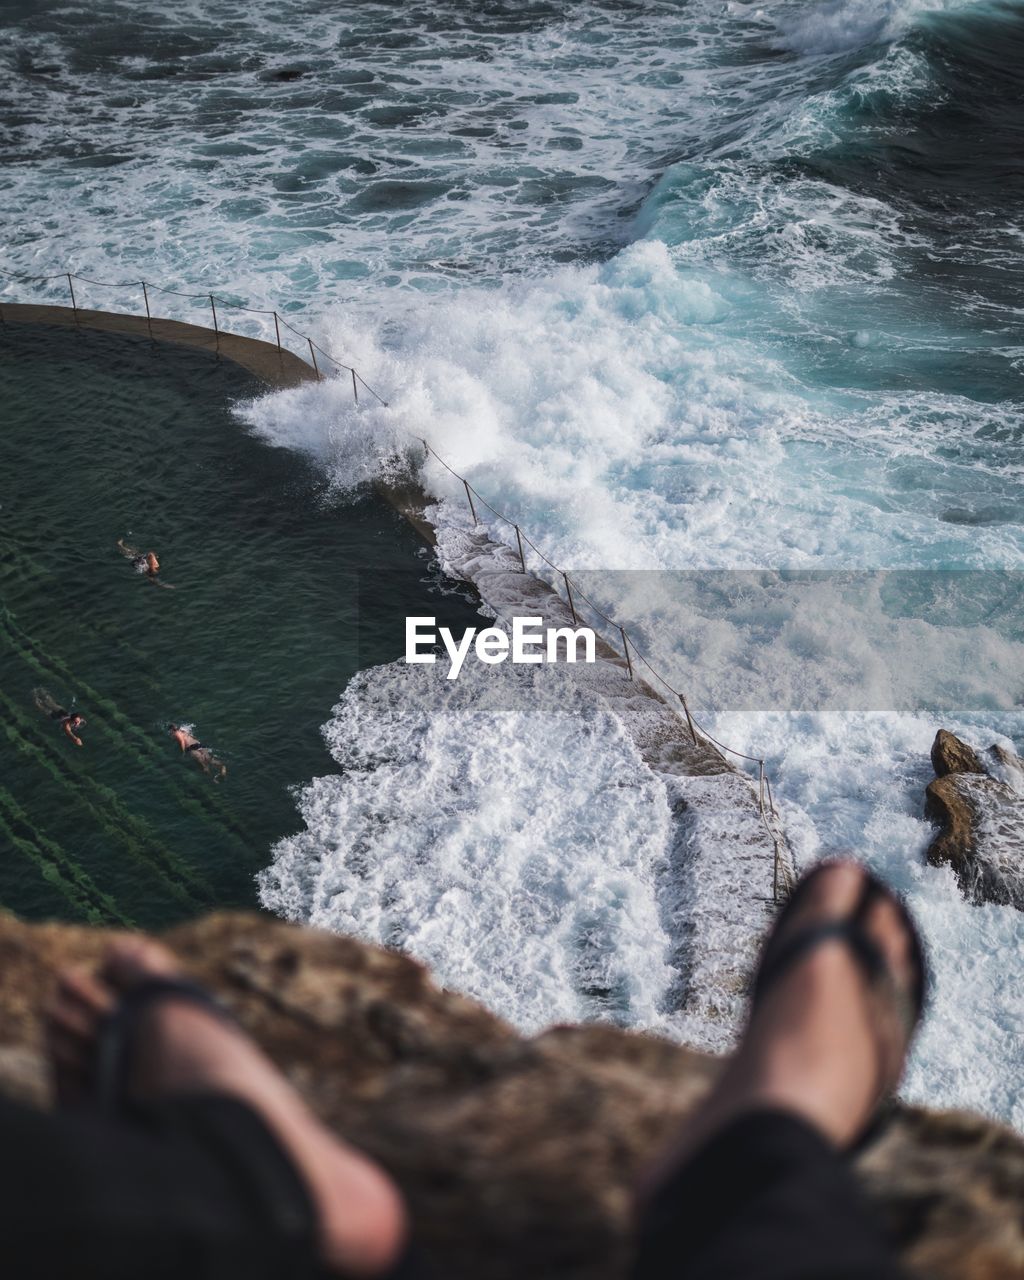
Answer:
[1, 265, 794, 902]
[417, 439, 794, 901]
[0, 268, 390, 407]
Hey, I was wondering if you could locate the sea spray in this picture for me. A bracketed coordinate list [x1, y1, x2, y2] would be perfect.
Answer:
[258, 659, 676, 1033]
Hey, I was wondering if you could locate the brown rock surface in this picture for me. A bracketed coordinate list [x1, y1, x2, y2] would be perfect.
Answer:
[925, 731, 1024, 910]
[931, 729, 985, 778]
[0, 911, 1021, 1279]
[925, 774, 978, 884]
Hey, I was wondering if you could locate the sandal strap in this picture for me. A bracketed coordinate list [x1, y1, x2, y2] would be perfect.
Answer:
[95, 976, 231, 1115]
[755, 866, 927, 1026]
[753, 918, 888, 1007]
[751, 863, 929, 1153]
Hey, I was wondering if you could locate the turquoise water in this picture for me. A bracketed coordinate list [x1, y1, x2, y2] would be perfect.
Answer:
[0, 322, 480, 927]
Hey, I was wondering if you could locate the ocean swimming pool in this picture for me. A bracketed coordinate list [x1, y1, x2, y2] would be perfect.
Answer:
[0, 322, 480, 927]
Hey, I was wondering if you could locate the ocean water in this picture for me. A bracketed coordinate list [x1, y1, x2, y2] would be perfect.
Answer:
[3, 0, 1023, 1124]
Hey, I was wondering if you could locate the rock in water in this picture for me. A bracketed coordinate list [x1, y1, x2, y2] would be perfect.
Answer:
[930, 729, 985, 778]
[925, 731, 1024, 911]
[0, 911, 1021, 1279]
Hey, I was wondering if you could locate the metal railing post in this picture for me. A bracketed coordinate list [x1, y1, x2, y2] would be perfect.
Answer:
[758, 760, 766, 815]
[564, 573, 578, 624]
[142, 281, 153, 339]
[514, 525, 526, 572]
[765, 772, 778, 819]
[308, 338, 320, 380]
[273, 311, 282, 353]
[66, 273, 77, 315]
[210, 295, 219, 349]
[463, 479, 477, 525]
[620, 627, 634, 680]
[351, 369, 359, 404]
[679, 694, 698, 745]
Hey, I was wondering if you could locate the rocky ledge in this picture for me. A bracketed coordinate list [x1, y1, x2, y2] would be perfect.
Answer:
[926, 729, 1024, 911]
[1, 912, 1022, 1278]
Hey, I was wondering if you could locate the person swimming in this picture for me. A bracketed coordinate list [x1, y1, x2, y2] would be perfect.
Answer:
[34, 687, 87, 748]
[169, 724, 227, 782]
[117, 539, 174, 588]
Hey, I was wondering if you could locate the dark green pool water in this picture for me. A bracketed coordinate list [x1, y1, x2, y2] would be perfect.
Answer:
[0, 322, 479, 928]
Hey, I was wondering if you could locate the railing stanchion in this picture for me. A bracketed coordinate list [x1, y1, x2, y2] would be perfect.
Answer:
[758, 760, 766, 815]
[679, 695, 698, 745]
[210, 295, 220, 350]
[620, 627, 634, 680]
[514, 525, 527, 572]
[308, 338, 320, 380]
[564, 573, 578, 624]
[351, 369, 359, 404]
[765, 772, 778, 818]
[66, 273, 77, 317]
[773, 841, 780, 904]
[273, 311, 282, 353]
[142, 281, 153, 339]
[463, 480, 478, 525]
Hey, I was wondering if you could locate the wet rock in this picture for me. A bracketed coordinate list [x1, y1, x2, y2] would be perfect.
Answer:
[925, 775, 977, 881]
[987, 743, 1024, 790]
[931, 729, 984, 778]
[0, 911, 1021, 1279]
[925, 731, 1024, 910]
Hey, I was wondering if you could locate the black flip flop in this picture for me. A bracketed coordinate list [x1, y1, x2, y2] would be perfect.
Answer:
[94, 975, 232, 1116]
[752, 862, 928, 1152]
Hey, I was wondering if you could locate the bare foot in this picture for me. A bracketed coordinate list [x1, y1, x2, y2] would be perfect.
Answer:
[48, 937, 406, 1277]
[641, 861, 920, 1192]
[47, 965, 114, 1107]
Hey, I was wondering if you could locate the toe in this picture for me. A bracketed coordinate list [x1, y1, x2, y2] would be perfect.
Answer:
[48, 968, 113, 1039]
[45, 969, 114, 1108]
[866, 895, 913, 985]
[59, 967, 114, 1014]
[101, 937, 180, 990]
[788, 859, 867, 930]
[48, 995, 101, 1042]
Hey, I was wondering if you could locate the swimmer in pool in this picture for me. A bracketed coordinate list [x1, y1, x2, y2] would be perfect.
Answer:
[169, 724, 227, 782]
[34, 687, 87, 748]
[117, 539, 174, 588]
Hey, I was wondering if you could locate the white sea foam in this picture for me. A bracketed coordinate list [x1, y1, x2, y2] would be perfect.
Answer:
[241, 239, 1024, 573]
[258, 658, 677, 1032]
[244, 244, 1024, 1123]
[775, 0, 992, 55]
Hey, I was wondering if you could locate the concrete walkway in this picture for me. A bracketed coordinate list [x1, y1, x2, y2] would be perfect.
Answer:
[1, 302, 316, 390]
